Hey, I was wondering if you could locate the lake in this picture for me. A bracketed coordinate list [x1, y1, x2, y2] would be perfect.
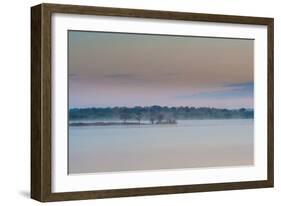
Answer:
[69, 119, 254, 174]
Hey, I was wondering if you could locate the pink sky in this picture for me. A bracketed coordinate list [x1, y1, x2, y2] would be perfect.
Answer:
[68, 31, 254, 109]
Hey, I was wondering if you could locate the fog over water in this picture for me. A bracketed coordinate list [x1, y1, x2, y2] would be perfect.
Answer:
[69, 119, 253, 174]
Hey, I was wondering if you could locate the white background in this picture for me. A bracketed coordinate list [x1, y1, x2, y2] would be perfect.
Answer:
[0, 0, 279, 205]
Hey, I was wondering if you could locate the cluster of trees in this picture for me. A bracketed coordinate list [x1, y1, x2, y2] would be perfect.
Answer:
[69, 106, 254, 122]
[118, 108, 177, 124]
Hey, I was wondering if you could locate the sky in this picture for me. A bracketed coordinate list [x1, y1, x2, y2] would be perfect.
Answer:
[68, 31, 254, 109]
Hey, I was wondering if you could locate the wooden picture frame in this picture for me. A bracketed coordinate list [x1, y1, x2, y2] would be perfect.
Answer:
[31, 3, 274, 202]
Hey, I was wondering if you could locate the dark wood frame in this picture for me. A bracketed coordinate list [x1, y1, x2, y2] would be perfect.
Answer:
[31, 3, 274, 202]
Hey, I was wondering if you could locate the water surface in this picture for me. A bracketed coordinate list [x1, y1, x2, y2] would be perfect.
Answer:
[69, 119, 254, 174]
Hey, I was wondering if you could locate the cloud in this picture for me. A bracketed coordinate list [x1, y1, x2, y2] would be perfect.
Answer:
[103, 72, 179, 83]
[177, 82, 253, 100]
[103, 73, 147, 83]
[225, 82, 253, 89]
[69, 73, 78, 77]
[104, 73, 139, 79]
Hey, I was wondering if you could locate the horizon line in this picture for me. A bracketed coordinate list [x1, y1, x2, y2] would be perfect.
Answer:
[69, 106, 254, 110]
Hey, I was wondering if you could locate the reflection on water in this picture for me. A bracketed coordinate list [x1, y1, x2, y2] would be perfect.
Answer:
[68, 119, 254, 174]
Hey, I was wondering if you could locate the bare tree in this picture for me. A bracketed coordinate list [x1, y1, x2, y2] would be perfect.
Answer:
[156, 113, 164, 124]
[135, 112, 142, 124]
[119, 108, 130, 123]
[166, 112, 177, 124]
[149, 112, 156, 124]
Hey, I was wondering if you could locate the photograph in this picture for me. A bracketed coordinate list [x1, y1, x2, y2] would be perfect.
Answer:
[68, 31, 254, 174]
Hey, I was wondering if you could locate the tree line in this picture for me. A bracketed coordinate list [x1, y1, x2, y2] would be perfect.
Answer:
[69, 106, 253, 122]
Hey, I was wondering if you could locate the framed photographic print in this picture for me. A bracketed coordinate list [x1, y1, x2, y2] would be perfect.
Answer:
[31, 3, 274, 202]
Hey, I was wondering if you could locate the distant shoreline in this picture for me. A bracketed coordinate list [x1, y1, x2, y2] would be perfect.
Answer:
[69, 121, 177, 127]
[69, 118, 253, 127]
